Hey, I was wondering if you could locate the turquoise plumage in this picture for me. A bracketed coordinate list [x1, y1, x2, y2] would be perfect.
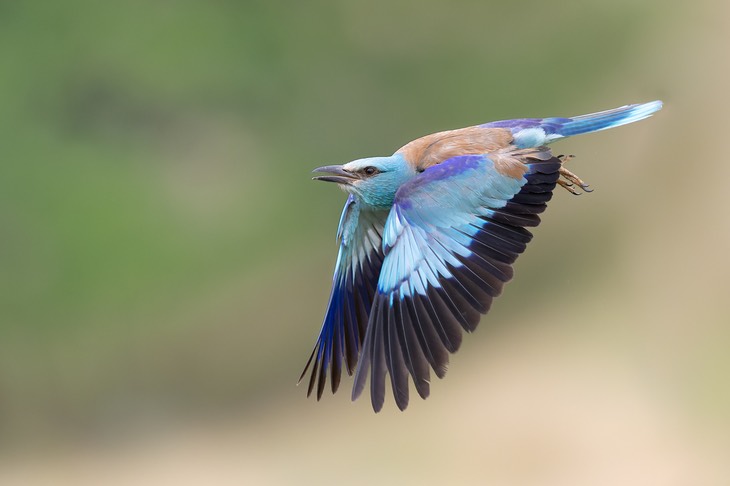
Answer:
[301, 101, 663, 411]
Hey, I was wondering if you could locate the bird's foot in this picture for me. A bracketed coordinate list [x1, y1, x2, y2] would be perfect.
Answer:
[557, 155, 593, 195]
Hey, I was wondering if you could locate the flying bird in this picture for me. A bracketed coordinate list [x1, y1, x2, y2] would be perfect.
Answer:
[300, 101, 663, 412]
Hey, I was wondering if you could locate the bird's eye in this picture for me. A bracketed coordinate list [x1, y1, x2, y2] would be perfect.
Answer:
[363, 166, 378, 176]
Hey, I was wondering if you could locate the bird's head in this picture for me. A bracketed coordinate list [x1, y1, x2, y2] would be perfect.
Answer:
[313, 154, 415, 209]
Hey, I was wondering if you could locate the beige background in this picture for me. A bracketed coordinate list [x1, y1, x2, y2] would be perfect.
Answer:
[0, 1, 728, 484]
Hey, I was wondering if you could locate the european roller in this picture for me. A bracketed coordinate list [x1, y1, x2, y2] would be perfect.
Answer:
[300, 101, 663, 412]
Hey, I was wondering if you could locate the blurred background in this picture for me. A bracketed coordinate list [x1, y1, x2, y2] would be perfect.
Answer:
[1, 0, 728, 484]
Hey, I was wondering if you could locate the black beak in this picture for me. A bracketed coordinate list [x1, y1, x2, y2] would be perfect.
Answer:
[312, 165, 359, 185]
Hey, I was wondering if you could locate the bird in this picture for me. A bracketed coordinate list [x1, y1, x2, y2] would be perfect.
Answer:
[299, 100, 663, 412]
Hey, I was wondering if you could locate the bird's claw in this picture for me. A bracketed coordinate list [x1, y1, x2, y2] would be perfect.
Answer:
[557, 155, 593, 195]
[558, 179, 581, 195]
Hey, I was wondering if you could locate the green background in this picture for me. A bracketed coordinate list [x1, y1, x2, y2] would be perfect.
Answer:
[1, 1, 728, 484]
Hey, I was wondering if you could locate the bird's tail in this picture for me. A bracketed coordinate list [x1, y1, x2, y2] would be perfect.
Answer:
[557, 100, 663, 138]
[484, 100, 663, 148]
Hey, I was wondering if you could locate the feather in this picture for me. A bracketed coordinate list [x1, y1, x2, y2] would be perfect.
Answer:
[299, 198, 389, 398]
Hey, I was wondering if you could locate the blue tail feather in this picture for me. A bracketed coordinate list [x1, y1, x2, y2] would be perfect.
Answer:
[483, 100, 663, 148]
[557, 100, 663, 137]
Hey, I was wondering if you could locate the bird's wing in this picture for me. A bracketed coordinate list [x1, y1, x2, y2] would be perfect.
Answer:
[352, 147, 561, 411]
[300, 195, 389, 400]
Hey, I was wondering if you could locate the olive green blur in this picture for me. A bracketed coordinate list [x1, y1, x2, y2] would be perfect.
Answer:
[1, 1, 728, 484]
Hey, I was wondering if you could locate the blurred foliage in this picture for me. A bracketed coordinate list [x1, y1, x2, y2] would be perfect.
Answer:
[0, 4, 727, 476]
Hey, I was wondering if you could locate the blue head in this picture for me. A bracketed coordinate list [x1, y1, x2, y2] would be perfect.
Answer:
[313, 154, 415, 210]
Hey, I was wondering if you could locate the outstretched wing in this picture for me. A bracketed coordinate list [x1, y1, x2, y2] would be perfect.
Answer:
[299, 195, 389, 399]
[352, 148, 561, 411]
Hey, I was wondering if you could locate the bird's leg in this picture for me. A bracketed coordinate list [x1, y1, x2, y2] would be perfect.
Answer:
[557, 154, 593, 195]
